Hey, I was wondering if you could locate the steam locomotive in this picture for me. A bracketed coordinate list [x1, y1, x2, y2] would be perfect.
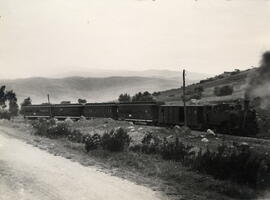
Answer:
[21, 101, 258, 136]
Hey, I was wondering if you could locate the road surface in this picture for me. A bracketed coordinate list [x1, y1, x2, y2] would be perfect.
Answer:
[0, 131, 165, 200]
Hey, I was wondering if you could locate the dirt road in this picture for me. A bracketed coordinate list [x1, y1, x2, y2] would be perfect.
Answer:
[0, 131, 165, 200]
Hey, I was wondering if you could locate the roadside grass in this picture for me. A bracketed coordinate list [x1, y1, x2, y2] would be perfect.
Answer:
[90, 149, 256, 199]
[63, 141, 256, 200]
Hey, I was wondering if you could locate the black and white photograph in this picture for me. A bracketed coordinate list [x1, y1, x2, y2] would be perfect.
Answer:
[1, 0, 270, 199]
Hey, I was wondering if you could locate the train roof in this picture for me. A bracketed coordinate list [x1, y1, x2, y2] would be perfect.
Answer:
[118, 101, 164, 105]
[22, 103, 84, 107]
[160, 104, 205, 107]
[85, 103, 117, 106]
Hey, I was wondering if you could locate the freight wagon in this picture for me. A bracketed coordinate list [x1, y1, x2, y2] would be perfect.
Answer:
[53, 104, 84, 119]
[83, 103, 118, 119]
[117, 102, 160, 124]
[21, 104, 52, 119]
[21, 104, 84, 119]
[158, 105, 206, 129]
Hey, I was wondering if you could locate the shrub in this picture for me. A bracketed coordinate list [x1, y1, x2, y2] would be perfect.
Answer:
[0, 110, 11, 120]
[67, 129, 84, 143]
[191, 144, 270, 188]
[141, 132, 162, 154]
[31, 118, 53, 136]
[101, 128, 131, 152]
[161, 137, 192, 162]
[214, 85, 234, 96]
[47, 121, 71, 138]
[31, 118, 71, 138]
[84, 133, 101, 152]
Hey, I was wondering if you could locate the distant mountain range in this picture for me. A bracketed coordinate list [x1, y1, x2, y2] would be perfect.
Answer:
[52, 69, 211, 80]
[0, 76, 175, 104]
[0, 70, 210, 104]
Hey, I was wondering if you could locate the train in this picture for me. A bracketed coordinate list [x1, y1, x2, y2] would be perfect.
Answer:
[21, 101, 258, 136]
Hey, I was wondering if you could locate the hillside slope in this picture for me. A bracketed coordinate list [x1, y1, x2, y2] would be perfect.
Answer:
[154, 68, 255, 105]
[0, 76, 181, 104]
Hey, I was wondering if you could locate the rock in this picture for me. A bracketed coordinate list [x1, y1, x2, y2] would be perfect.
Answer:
[201, 138, 209, 143]
[129, 122, 134, 125]
[206, 129, 215, 136]
[240, 142, 249, 146]
[166, 135, 175, 143]
[174, 125, 181, 130]
[189, 146, 201, 156]
[138, 127, 143, 131]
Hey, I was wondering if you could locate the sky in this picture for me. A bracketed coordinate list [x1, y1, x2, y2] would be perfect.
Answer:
[1, 0, 270, 79]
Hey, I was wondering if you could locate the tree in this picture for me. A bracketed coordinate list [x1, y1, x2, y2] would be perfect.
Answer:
[0, 85, 6, 108]
[5, 90, 18, 117]
[0, 87, 19, 117]
[78, 98, 87, 104]
[9, 99, 19, 116]
[132, 91, 155, 102]
[152, 92, 161, 96]
[21, 97, 32, 106]
[118, 93, 131, 103]
[61, 101, 71, 104]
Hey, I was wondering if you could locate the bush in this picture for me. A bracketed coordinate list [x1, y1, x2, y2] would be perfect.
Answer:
[101, 128, 131, 152]
[31, 118, 54, 136]
[84, 133, 101, 152]
[0, 110, 11, 120]
[191, 144, 270, 188]
[161, 137, 192, 162]
[47, 122, 71, 138]
[141, 132, 162, 154]
[67, 129, 84, 143]
[31, 118, 72, 138]
[214, 85, 234, 96]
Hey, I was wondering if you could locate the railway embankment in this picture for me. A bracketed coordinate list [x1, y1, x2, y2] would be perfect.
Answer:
[1, 117, 270, 200]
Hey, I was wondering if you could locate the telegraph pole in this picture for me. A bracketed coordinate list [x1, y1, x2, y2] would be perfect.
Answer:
[183, 69, 187, 126]
[47, 94, 50, 104]
[47, 94, 52, 118]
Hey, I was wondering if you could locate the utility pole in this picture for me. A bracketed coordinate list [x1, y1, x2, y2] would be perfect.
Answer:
[47, 94, 52, 118]
[47, 94, 50, 104]
[183, 69, 187, 126]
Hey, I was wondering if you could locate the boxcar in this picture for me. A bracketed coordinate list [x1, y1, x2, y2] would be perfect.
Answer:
[158, 105, 206, 129]
[52, 104, 84, 119]
[117, 102, 160, 124]
[83, 103, 118, 119]
[21, 104, 52, 119]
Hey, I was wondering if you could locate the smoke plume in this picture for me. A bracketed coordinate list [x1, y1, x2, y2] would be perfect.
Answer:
[246, 51, 270, 109]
